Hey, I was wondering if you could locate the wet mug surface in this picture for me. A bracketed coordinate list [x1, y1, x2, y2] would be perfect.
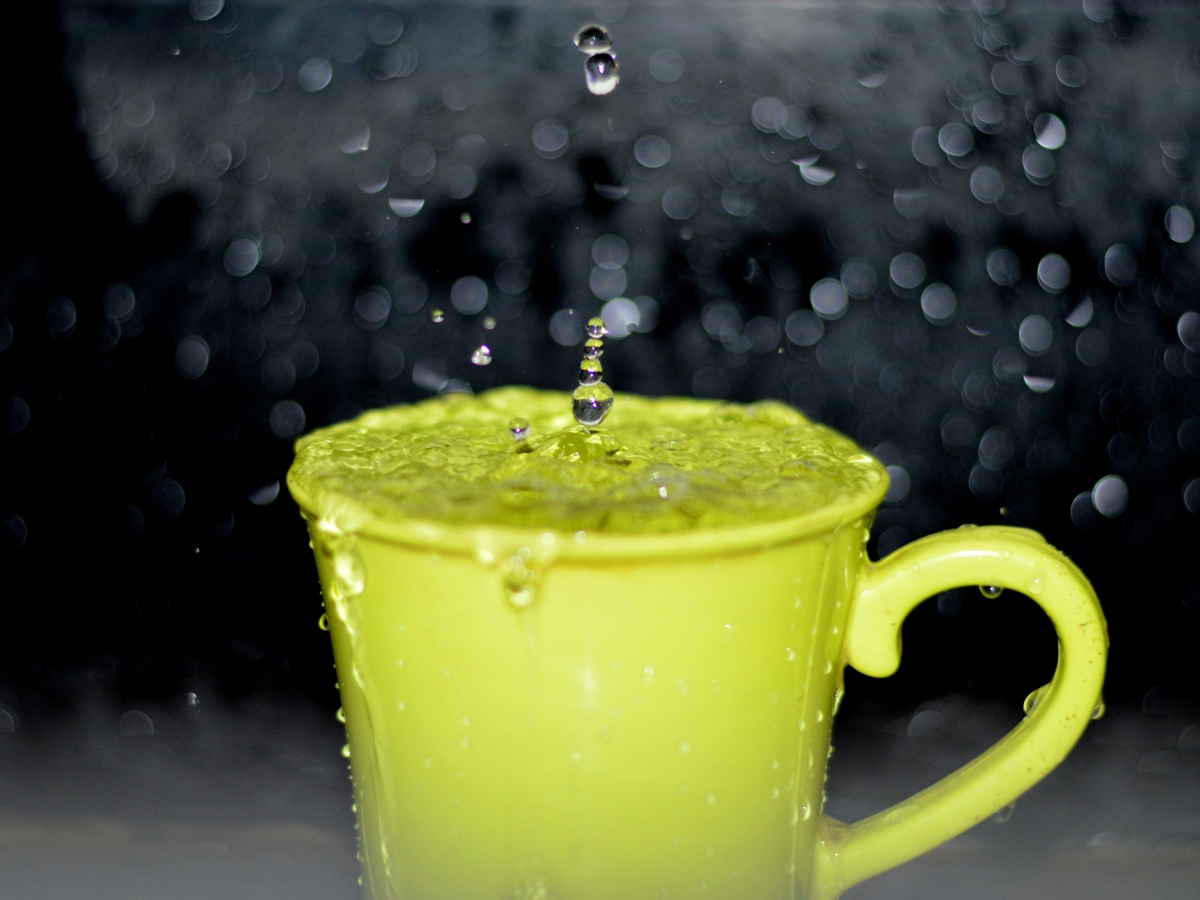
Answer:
[287, 388, 1107, 900]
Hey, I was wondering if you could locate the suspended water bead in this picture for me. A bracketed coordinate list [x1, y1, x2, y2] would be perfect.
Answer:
[578, 358, 603, 384]
[585, 53, 620, 96]
[508, 417, 530, 442]
[980, 585, 1004, 598]
[470, 344, 493, 366]
[583, 338, 604, 360]
[482, 316, 497, 330]
[586, 317, 608, 339]
[572, 382, 614, 426]
[430, 308, 445, 323]
[573, 24, 613, 54]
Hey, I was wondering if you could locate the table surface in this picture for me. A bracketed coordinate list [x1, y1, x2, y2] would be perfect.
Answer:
[0, 695, 1196, 899]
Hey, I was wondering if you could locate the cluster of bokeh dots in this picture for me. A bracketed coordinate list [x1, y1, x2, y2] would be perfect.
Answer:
[24, 0, 1193, 581]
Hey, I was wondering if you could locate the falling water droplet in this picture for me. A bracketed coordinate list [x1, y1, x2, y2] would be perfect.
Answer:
[482, 316, 496, 330]
[585, 53, 620, 96]
[586, 317, 608, 339]
[336, 706, 347, 723]
[503, 555, 537, 608]
[573, 24, 613, 54]
[980, 585, 1004, 598]
[578, 358, 603, 385]
[318, 613, 330, 631]
[470, 344, 492, 366]
[430, 309, 445, 323]
[582, 338, 604, 360]
[572, 382, 614, 425]
[185, 692, 199, 709]
[509, 417, 530, 441]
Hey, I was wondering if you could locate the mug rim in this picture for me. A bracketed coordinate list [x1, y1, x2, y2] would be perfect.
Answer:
[287, 469, 889, 561]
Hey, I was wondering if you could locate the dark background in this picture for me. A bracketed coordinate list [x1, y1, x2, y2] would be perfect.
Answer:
[1, 0, 1198, 736]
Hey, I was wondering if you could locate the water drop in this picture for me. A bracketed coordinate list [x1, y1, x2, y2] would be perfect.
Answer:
[578, 358, 603, 385]
[430, 309, 445, 323]
[574, 24, 613, 54]
[336, 706, 346, 723]
[1025, 576, 1044, 595]
[572, 382, 614, 426]
[185, 692, 199, 709]
[470, 344, 492, 366]
[706, 793, 717, 804]
[460, 212, 472, 224]
[318, 613, 330, 630]
[586, 317, 608, 339]
[503, 555, 537, 608]
[342, 743, 352, 758]
[582, 338, 604, 360]
[786, 647, 796, 662]
[585, 53, 620, 96]
[643, 664, 656, 683]
[980, 585, 1004, 598]
[388, 198, 425, 217]
[676, 679, 689, 696]
[658, 485, 668, 498]
[678, 739, 691, 753]
[460, 737, 471, 749]
[482, 316, 497, 330]
[508, 417, 530, 441]
[1092, 697, 1106, 720]
[991, 803, 1015, 824]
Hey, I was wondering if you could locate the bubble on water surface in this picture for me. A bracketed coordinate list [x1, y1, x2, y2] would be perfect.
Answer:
[508, 417, 530, 441]
[585, 53, 620, 95]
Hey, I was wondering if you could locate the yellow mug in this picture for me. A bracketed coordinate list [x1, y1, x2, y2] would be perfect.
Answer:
[288, 392, 1107, 900]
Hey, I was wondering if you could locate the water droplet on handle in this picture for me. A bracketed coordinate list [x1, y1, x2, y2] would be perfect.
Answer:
[508, 417, 530, 441]
[470, 345, 492, 366]
[318, 612, 330, 631]
[572, 383, 614, 426]
[979, 585, 1003, 598]
[573, 24, 613, 54]
[991, 803, 1015, 824]
[585, 53, 620, 96]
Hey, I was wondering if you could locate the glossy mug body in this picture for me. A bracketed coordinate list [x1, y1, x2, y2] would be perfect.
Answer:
[301, 487, 1107, 900]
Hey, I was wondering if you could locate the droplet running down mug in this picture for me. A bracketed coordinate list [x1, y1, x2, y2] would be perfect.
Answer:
[287, 388, 1107, 900]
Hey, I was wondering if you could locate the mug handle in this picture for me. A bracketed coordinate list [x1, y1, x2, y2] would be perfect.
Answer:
[811, 525, 1108, 899]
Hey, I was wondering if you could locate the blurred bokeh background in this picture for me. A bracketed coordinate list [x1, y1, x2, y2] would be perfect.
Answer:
[1, 0, 1199, 896]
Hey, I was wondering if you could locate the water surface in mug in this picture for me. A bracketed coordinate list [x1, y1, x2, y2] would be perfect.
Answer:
[290, 387, 885, 534]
